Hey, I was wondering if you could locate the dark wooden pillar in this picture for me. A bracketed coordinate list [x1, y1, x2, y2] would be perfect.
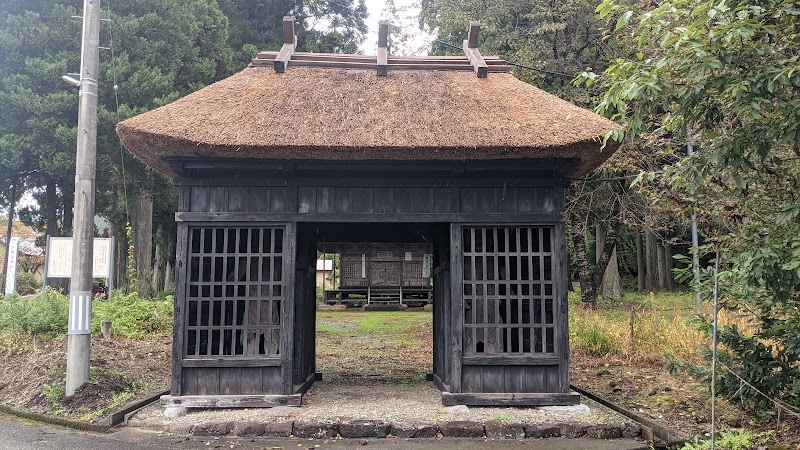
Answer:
[281, 222, 297, 395]
[171, 186, 191, 395]
[555, 222, 570, 393]
[448, 223, 463, 393]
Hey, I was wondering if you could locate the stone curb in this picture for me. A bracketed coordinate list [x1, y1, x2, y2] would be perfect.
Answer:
[0, 403, 104, 432]
[0, 389, 167, 434]
[129, 418, 640, 440]
[571, 384, 685, 447]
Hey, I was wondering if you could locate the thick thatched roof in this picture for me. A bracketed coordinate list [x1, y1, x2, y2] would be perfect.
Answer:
[117, 63, 621, 178]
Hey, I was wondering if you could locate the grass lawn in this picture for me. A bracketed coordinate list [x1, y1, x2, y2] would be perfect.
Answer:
[316, 310, 432, 382]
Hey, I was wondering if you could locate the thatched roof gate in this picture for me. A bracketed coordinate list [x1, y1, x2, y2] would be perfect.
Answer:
[116, 18, 621, 409]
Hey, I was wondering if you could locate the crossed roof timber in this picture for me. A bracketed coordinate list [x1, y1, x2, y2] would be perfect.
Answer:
[253, 17, 507, 77]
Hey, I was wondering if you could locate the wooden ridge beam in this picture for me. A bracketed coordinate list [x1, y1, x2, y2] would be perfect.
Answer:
[273, 16, 296, 73]
[463, 21, 488, 78]
[251, 58, 513, 72]
[377, 20, 389, 77]
[257, 51, 502, 60]
[256, 52, 504, 63]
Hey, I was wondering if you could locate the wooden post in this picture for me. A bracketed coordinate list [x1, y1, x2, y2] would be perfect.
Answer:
[377, 20, 389, 77]
[463, 21, 487, 78]
[283, 15, 294, 45]
[66, 0, 101, 396]
[449, 223, 463, 393]
[170, 186, 191, 396]
[281, 222, 297, 395]
[274, 16, 296, 73]
[467, 21, 480, 48]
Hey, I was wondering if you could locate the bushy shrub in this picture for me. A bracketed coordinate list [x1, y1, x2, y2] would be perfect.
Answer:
[92, 292, 173, 339]
[15, 272, 40, 296]
[0, 288, 69, 334]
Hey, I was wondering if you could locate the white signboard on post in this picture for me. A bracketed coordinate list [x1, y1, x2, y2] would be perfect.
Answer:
[45, 237, 114, 281]
[4, 236, 20, 295]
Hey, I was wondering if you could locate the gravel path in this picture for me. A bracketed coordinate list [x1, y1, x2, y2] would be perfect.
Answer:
[130, 379, 636, 428]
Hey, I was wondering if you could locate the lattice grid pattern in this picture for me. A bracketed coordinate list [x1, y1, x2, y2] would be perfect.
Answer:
[462, 226, 556, 355]
[185, 227, 284, 357]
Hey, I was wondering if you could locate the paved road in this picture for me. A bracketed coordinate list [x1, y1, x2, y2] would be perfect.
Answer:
[0, 413, 649, 450]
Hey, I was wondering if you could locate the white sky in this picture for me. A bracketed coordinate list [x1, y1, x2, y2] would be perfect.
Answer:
[360, 0, 434, 56]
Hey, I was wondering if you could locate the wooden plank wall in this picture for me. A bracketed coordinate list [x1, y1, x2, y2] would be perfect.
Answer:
[182, 367, 282, 395]
[174, 171, 572, 399]
[182, 183, 564, 218]
[461, 365, 561, 393]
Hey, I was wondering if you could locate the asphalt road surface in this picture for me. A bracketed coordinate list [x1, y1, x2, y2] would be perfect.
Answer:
[0, 412, 649, 450]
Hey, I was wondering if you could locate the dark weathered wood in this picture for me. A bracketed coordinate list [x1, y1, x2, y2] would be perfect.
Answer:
[523, 366, 549, 392]
[482, 367, 504, 393]
[461, 366, 482, 393]
[466, 21, 481, 48]
[274, 17, 296, 73]
[256, 51, 503, 62]
[261, 365, 283, 393]
[182, 366, 197, 394]
[171, 187, 191, 396]
[197, 367, 218, 395]
[441, 392, 580, 407]
[208, 187, 226, 212]
[281, 222, 297, 395]
[252, 58, 510, 72]
[168, 158, 578, 178]
[554, 222, 570, 393]
[293, 372, 316, 394]
[218, 367, 241, 395]
[377, 21, 388, 77]
[503, 366, 524, 393]
[273, 43, 295, 73]
[181, 358, 282, 368]
[176, 212, 564, 224]
[462, 356, 560, 366]
[432, 373, 451, 393]
[463, 44, 488, 78]
[169, 157, 577, 407]
[238, 367, 263, 394]
[449, 223, 463, 393]
[463, 21, 487, 78]
[282, 16, 294, 44]
[161, 394, 301, 408]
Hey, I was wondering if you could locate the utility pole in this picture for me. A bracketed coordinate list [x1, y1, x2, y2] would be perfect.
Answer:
[66, 0, 100, 396]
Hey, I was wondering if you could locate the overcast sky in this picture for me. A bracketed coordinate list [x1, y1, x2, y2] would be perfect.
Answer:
[360, 0, 434, 56]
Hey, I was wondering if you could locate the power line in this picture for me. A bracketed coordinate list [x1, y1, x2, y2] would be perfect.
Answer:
[433, 39, 576, 79]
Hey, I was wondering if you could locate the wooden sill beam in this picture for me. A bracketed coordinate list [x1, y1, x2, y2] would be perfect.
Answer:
[274, 16, 296, 73]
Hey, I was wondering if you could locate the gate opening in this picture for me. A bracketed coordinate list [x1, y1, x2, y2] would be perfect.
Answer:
[296, 223, 449, 383]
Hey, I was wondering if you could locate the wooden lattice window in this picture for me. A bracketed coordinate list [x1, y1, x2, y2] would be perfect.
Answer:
[185, 227, 284, 357]
[462, 226, 556, 355]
